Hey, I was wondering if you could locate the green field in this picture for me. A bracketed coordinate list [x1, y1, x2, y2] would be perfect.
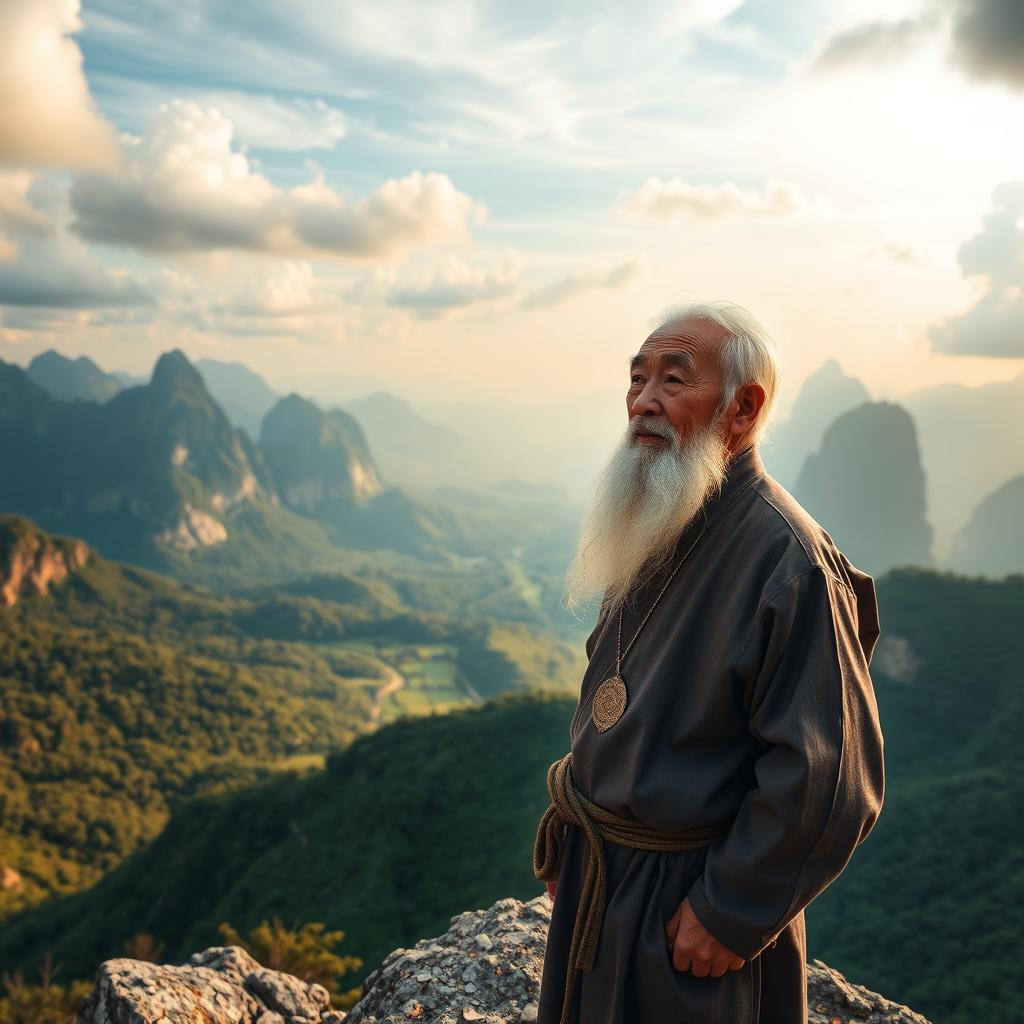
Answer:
[330, 640, 474, 724]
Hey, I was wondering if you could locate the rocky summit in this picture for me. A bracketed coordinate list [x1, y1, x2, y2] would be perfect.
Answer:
[76, 896, 931, 1024]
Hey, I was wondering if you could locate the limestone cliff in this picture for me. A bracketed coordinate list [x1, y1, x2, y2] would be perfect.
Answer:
[0, 514, 89, 607]
[76, 897, 931, 1024]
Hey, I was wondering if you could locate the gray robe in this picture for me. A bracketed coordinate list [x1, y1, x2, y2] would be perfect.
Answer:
[537, 443, 885, 1024]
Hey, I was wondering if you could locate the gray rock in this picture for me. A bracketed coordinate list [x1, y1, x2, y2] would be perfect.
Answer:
[807, 958, 932, 1024]
[76, 898, 931, 1024]
[76, 945, 346, 1024]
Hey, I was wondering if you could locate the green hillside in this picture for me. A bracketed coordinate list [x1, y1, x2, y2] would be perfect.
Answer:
[0, 518, 586, 917]
[807, 568, 1023, 1024]
[0, 691, 575, 991]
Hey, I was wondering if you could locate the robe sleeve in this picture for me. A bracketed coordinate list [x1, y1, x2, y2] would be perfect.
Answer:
[685, 563, 885, 961]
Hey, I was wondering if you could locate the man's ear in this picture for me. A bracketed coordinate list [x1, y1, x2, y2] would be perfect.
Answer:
[728, 383, 765, 446]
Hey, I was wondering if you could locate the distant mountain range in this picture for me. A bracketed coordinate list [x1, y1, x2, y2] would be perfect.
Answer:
[12, 346, 1024, 579]
[26, 350, 122, 403]
[196, 357, 281, 440]
[767, 359, 1024, 576]
[0, 350, 517, 581]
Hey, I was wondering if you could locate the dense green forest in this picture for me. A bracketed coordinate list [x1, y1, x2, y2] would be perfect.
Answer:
[806, 568, 1024, 1024]
[0, 691, 574, 992]
[0, 519, 585, 914]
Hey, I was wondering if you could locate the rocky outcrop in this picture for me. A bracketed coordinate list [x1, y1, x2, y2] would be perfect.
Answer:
[77, 896, 931, 1024]
[76, 945, 346, 1024]
[347, 895, 547, 1024]
[794, 400, 934, 575]
[0, 514, 89, 606]
[764, 358, 872, 490]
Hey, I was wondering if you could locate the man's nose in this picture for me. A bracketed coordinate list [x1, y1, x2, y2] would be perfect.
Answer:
[629, 381, 662, 417]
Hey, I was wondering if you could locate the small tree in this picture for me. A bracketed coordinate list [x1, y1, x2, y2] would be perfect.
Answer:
[217, 917, 364, 1009]
[0, 951, 93, 1024]
[121, 933, 166, 962]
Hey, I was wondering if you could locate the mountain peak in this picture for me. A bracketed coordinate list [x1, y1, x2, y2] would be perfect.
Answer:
[151, 349, 204, 392]
[26, 349, 122, 403]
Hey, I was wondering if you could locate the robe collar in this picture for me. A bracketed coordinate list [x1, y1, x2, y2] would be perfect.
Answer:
[716, 442, 766, 505]
[696, 441, 765, 516]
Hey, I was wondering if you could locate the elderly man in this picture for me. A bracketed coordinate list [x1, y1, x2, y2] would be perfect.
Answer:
[533, 301, 885, 1024]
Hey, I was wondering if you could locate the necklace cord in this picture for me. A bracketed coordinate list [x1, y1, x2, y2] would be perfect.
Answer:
[603, 476, 759, 676]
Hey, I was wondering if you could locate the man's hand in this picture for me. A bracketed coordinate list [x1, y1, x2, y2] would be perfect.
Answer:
[664, 897, 746, 977]
[545, 880, 557, 904]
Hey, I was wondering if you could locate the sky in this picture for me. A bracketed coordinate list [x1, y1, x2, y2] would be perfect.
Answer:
[0, 0, 1022, 424]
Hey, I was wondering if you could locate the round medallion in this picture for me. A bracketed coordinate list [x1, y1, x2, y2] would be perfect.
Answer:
[591, 674, 627, 733]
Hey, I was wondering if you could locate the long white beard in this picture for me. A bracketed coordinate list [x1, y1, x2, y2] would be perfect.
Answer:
[562, 412, 732, 619]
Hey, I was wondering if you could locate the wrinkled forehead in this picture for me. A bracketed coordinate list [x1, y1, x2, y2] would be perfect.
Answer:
[637, 316, 726, 365]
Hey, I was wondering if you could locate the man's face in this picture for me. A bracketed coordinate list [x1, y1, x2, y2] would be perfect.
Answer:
[626, 317, 726, 447]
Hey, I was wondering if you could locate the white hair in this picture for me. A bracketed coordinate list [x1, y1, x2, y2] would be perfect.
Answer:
[648, 299, 781, 446]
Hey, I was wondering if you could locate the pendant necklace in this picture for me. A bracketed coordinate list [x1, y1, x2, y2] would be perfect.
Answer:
[590, 516, 720, 734]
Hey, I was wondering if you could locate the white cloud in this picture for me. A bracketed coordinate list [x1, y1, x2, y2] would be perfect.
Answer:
[809, 17, 934, 73]
[929, 181, 1024, 357]
[183, 93, 346, 151]
[0, 0, 120, 171]
[809, 0, 1024, 92]
[376, 253, 522, 319]
[228, 261, 322, 316]
[146, 258, 350, 343]
[0, 232, 151, 310]
[69, 100, 486, 261]
[621, 178, 825, 222]
[0, 171, 53, 262]
[522, 255, 647, 310]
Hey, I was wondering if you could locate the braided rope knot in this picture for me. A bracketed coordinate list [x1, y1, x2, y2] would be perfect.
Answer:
[533, 751, 732, 1024]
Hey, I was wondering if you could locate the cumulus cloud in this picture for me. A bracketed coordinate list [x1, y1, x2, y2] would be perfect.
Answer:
[69, 101, 486, 261]
[521, 255, 646, 310]
[0, 168, 149, 311]
[0, 233, 152, 310]
[810, 17, 932, 73]
[0, 0, 120, 170]
[186, 93, 347, 151]
[228, 261, 324, 316]
[0, 171, 53, 262]
[376, 254, 522, 319]
[810, 0, 1024, 91]
[929, 181, 1024, 357]
[621, 178, 823, 222]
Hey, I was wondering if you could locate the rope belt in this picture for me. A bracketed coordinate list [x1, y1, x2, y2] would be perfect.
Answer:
[533, 751, 732, 1024]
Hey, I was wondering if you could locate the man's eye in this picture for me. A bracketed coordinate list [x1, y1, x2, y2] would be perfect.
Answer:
[630, 375, 644, 385]
[666, 376, 683, 384]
